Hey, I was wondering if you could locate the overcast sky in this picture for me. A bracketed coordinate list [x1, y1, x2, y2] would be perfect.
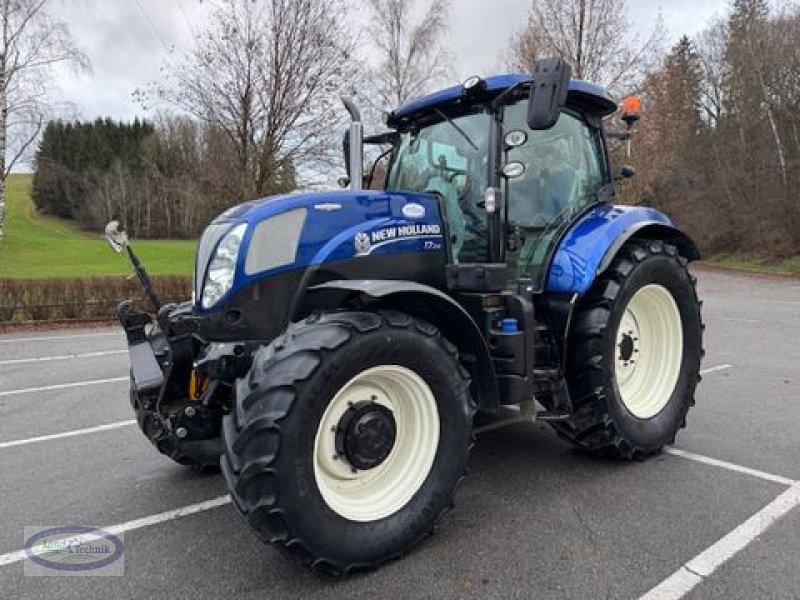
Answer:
[51, 0, 729, 124]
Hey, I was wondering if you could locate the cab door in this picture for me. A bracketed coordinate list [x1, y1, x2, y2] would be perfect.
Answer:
[501, 102, 608, 290]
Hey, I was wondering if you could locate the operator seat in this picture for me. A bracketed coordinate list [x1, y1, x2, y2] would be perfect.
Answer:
[539, 167, 579, 220]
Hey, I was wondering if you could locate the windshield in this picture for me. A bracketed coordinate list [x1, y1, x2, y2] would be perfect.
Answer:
[386, 111, 491, 263]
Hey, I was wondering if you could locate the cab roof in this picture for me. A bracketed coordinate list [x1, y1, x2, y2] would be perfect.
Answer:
[386, 73, 617, 129]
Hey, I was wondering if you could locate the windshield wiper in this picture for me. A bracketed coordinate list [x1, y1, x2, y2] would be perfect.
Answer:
[433, 107, 478, 151]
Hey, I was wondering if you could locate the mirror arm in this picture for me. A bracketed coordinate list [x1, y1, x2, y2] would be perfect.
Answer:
[124, 245, 162, 313]
[490, 80, 527, 112]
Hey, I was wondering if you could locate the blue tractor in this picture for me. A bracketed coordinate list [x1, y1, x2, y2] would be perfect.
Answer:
[107, 59, 703, 573]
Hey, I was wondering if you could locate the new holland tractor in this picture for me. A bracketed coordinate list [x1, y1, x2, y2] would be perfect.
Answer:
[106, 59, 703, 573]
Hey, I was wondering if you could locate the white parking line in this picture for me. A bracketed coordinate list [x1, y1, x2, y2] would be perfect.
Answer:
[0, 331, 120, 344]
[0, 376, 128, 397]
[665, 447, 796, 486]
[640, 483, 800, 599]
[0, 495, 231, 567]
[0, 349, 127, 366]
[0, 420, 136, 450]
[718, 317, 760, 324]
[700, 364, 732, 375]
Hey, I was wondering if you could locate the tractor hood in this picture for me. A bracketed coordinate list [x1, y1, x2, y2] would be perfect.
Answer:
[194, 190, 446, 313]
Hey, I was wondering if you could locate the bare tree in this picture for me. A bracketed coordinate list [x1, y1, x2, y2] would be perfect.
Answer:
[162, 0, 354, 201]
[727, 0, 789, 186]
[365, 0, 451, 110]
[0, 0, 88, 237]
[695, 20, 729, 128]
[507, 0, 664, 92]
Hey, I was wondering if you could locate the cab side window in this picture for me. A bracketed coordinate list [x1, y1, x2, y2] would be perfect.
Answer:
[504, 104, 605, 229]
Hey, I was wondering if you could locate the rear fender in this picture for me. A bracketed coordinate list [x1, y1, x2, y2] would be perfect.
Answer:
[304, 280, 500, 412]
[546, 204, 699, 294]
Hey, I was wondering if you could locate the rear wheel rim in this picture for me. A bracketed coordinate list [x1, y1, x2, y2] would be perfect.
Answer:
[614, 284, 683, 419]
[313, 365, 440, 522]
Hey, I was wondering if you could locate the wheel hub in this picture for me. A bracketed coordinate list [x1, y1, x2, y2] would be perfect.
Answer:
[313, 365, 440, 522]
[618, 331, 637, 363]
[335, 402, 396, 470]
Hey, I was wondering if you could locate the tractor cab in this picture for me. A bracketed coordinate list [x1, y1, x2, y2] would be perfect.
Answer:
[378, 63, 617, 294]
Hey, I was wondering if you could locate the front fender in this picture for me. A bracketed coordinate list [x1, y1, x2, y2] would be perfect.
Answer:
[305, 280, 500, 412]
[546, 204, 699, 294]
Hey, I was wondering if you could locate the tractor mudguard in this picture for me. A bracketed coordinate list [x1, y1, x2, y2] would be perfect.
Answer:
[305, 279, 500, 412]
[546, 204, 700, 294]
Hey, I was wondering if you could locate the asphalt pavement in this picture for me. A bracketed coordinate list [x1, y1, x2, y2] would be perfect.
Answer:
[0, 266, 798, 599]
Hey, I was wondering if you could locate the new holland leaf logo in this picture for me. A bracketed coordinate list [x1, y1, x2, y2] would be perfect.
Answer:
[354, 232, 371, 255]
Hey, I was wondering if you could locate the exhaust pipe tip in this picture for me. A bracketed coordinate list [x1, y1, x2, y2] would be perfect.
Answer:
[341, 97, 363, 191]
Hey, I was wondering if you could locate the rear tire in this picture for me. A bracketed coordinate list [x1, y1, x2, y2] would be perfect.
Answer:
[221, 311, 474, 574]
[551, 239, 703, 458]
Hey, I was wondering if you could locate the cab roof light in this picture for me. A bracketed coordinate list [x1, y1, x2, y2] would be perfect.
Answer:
[620, 95, 641, 127]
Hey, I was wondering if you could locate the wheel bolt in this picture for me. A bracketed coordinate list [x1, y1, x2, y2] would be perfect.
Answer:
[184, 406, 196, 417]
[175, 427, 188, 438]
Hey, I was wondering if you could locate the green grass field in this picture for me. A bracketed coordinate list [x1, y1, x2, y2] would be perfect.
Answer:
[0, 174, 195, 278]
[700, 255, 800, 276]
[1, 173, 797, 280]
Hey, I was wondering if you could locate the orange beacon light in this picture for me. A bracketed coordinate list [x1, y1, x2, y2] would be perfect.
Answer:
[620, 95, 641, 128]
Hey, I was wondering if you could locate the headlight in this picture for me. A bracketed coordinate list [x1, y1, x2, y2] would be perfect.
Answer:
[201, 223, 247, 309]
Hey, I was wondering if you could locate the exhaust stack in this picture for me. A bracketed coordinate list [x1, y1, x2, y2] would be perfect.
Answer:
[341, 97, 363, 190]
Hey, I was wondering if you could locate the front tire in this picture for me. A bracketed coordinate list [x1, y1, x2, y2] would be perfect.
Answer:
[221, 311, 474, 573]
[552, 239, 703, 458]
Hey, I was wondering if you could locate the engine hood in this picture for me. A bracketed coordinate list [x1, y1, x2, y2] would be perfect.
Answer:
[194, 189, 446, 314]
[210, 189, 432, 225]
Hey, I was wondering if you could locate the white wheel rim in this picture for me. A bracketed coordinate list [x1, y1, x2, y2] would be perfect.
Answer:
[614, 284, 683, 419]
[313, 365, 440, 522]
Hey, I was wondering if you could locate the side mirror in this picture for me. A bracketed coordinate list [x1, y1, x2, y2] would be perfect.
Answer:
[104, 220, 128, 253]
[527, 57, 572, 130]
[615, 165, 636, 181]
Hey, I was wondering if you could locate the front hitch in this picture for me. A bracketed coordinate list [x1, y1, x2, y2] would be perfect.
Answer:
[105, 219, 200, 400]
[117, 300, 165, 392]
